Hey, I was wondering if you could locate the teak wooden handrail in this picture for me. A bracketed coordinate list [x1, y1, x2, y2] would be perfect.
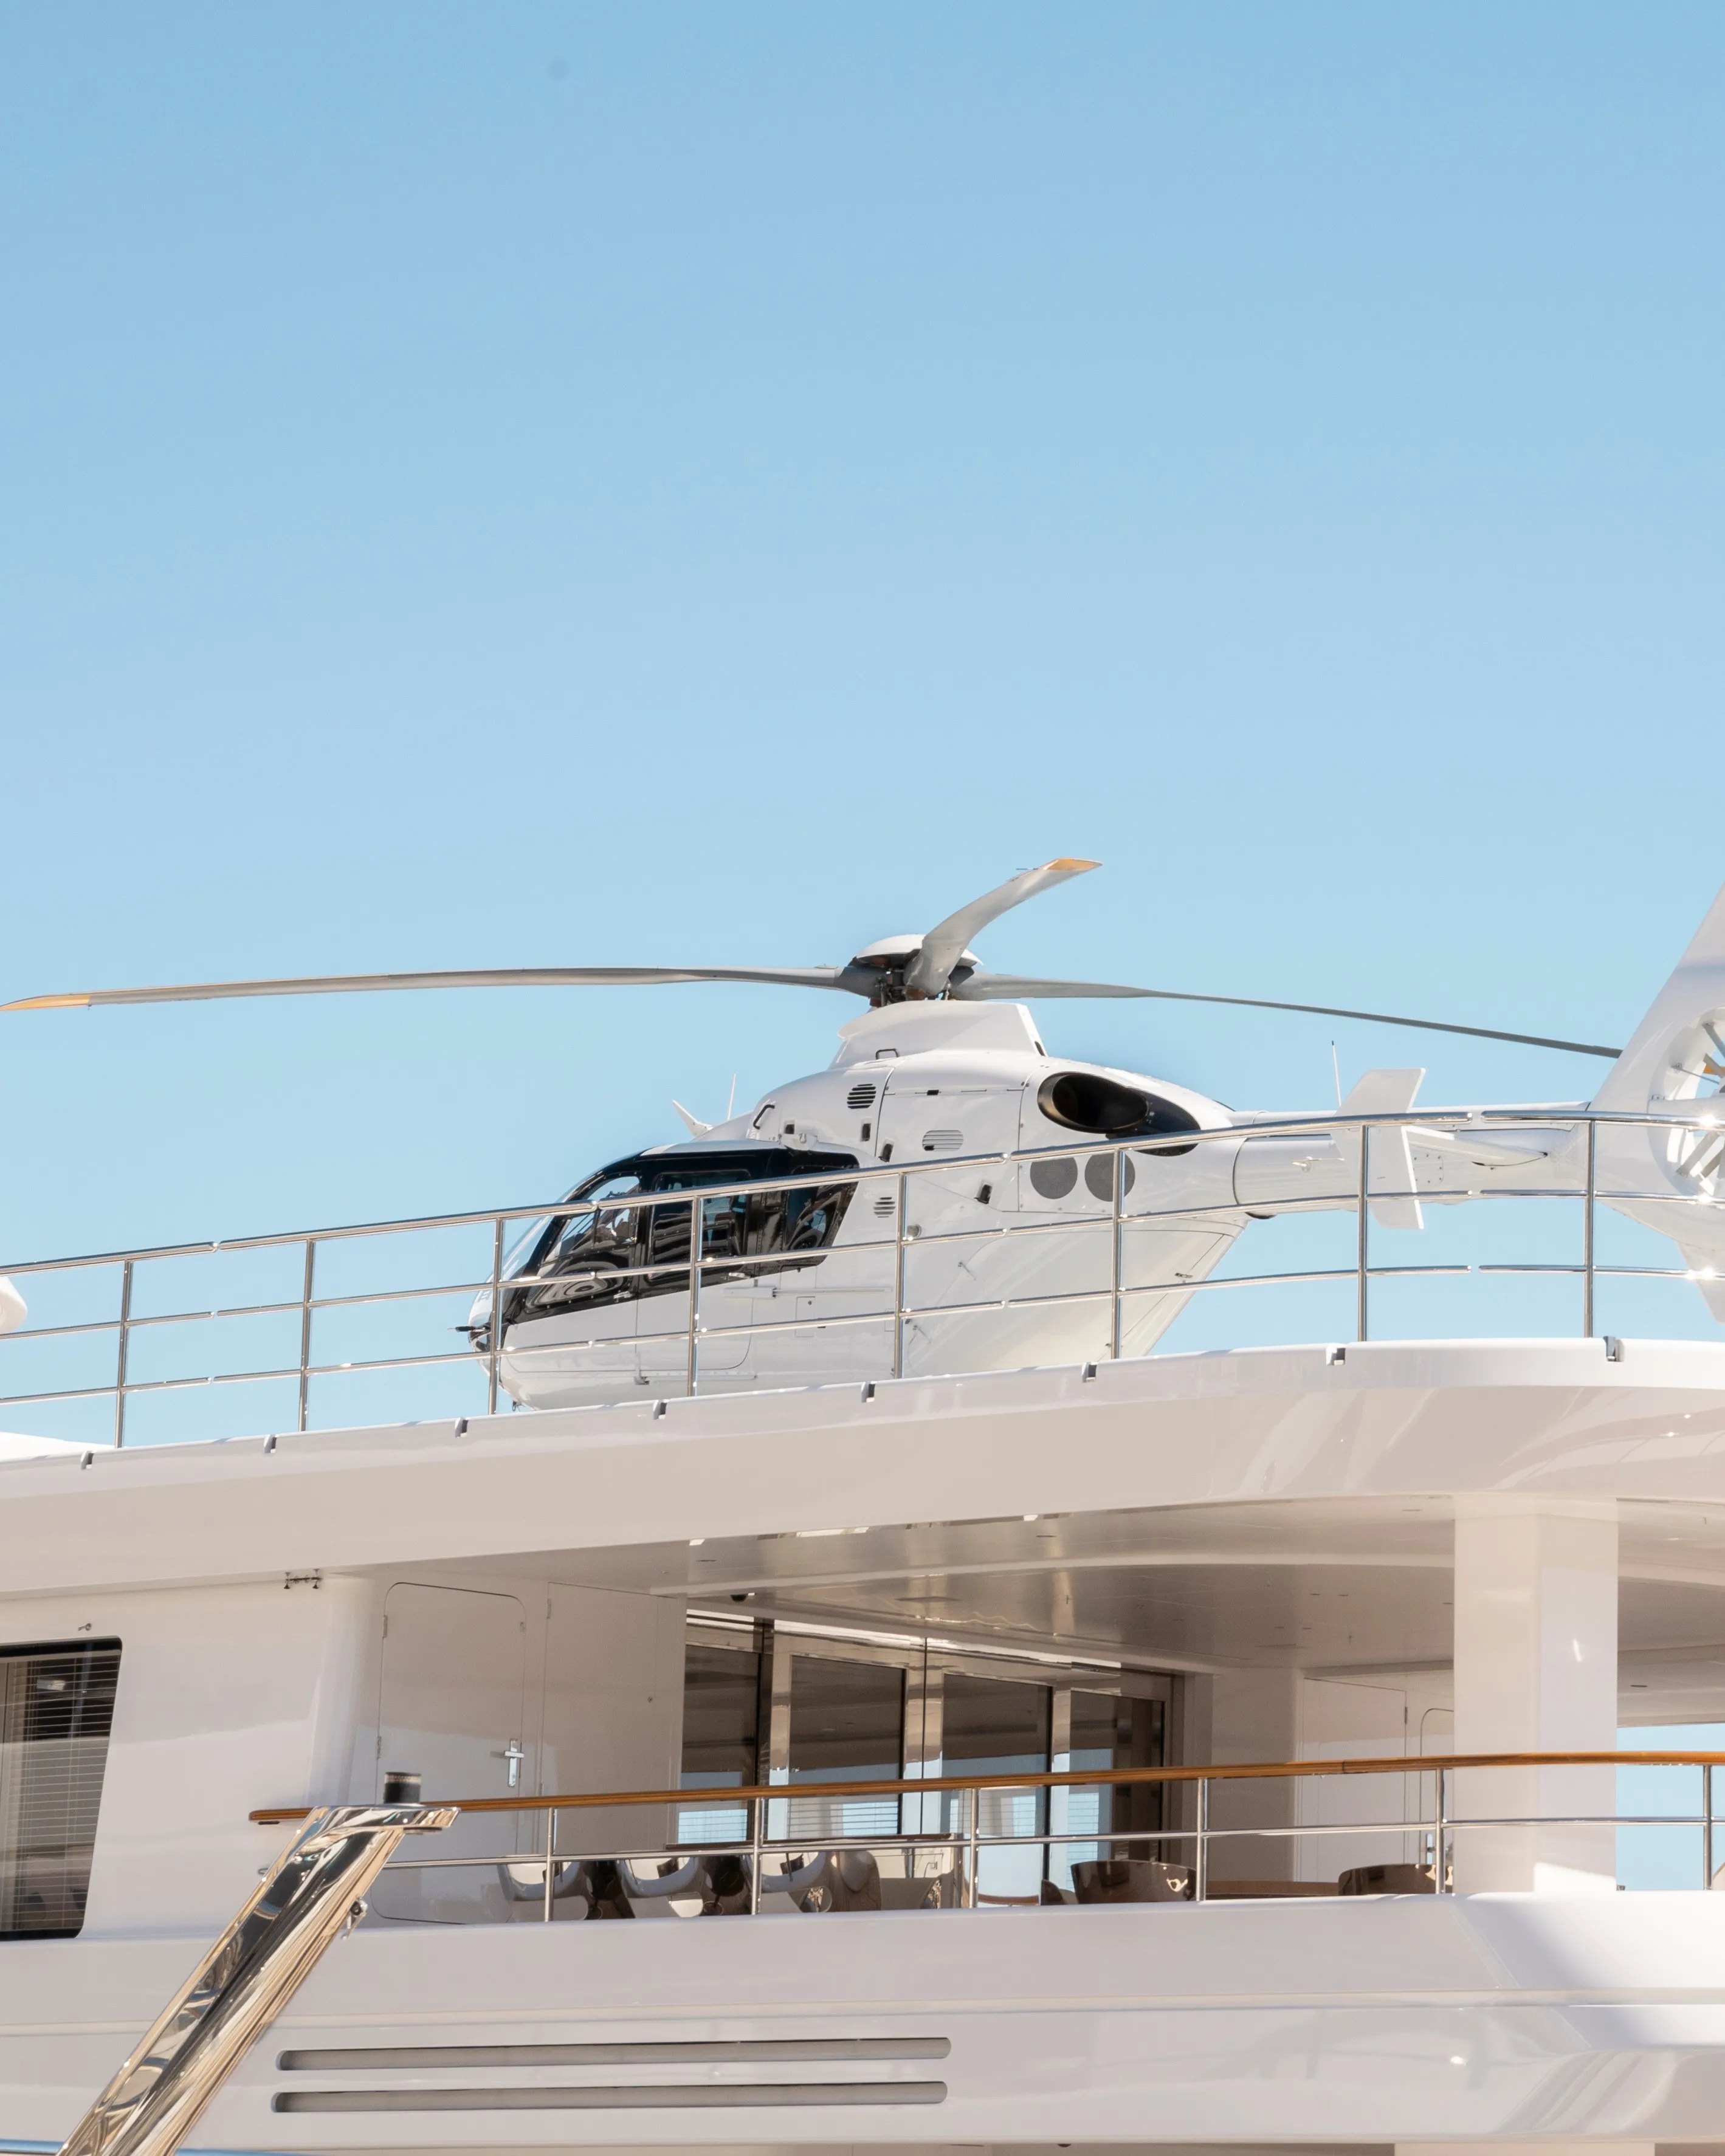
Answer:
[249, 1748, 1725, 1825]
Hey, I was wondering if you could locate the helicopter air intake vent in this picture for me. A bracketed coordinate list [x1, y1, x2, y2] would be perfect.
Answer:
[873, 1192, 896, 1218]
[847, 1083, 878, 1111]
[922, 1129, 963, 1153]
[1036, 1071, 1199, 1156]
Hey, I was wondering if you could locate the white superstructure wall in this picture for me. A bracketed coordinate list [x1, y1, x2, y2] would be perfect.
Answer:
[74, 1575, 372, 1937]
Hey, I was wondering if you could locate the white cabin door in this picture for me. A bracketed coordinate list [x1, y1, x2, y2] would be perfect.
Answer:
[1295, 1677, 1414, 1883]
[378, 1582, 528, 1805]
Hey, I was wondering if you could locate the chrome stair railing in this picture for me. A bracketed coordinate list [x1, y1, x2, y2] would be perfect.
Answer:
[57, 1802, 454, 2156]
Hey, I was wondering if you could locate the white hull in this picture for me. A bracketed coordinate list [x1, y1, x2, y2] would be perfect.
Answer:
[11, 1893, 1725, 2149]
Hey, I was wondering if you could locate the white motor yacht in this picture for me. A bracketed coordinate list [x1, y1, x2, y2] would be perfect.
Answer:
[4, 874, 1725, 2156]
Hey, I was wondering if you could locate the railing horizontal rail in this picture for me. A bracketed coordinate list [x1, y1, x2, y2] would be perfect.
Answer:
[0, 1250, 1703, 1359]
[10, 1102, 1725, 1277]
[380, 1812, 1715, 1876]
[249, 1747, 1725, 1824]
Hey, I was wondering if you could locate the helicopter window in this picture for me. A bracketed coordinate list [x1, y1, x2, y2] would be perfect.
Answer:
[503, 1150, 860, 1322]
[498, 1215, 551, 1281]
[506, 1172, 643, 1277]
[503, 1173, 647, 1320]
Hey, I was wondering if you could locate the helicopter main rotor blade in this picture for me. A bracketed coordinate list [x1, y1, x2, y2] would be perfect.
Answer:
[4, 957, 1623, 1059]
[904, 858, 1100, 997]
[952, 973, 1152, 1001]
[955, 972, 1622, 1059]
[2, 964, 854, 1012]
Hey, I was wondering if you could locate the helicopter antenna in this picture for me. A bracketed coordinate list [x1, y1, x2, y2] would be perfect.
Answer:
[1331, 1042, 1342, 1107]
[727, 1074, 737, 1119]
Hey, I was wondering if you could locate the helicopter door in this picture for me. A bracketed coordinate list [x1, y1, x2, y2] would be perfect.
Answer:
[742, 1170, 878, 1386]
[873, 1080, 1025, 1227]
[875, 1081, 1031, 1379]
[635, 1192, 749, 1386]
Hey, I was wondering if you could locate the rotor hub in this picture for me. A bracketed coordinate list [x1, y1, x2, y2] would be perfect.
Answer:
[846, 936, 980, 1006]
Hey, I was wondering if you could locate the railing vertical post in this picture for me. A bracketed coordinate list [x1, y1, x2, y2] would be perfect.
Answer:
[686, 1196, 701, 1400]
[1109, 1144, 1124, 1361]
[297, 1240, 316, 1434]
[748, 1793, 763, 1915]
[542, 1802, 556, 1924]
[1355, 1124, 1371, 1343]
[1435, 1767, 1450, 1893]
[1194, 1775, 1208, 1903]
[965, 1787, 980, 1909]
[1582, 1117, 1598, 1340]
[1705, 1764, 1714, 1891]
[487, 1216, 504, 1416]
[112, 1259, 133, 1449]
[892, 1171, 909, 1382]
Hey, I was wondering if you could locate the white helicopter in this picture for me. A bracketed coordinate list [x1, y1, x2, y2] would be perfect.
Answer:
[5, 860, 1724, 1408]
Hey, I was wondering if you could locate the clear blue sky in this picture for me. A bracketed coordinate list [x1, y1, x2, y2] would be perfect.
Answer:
[3, 2, 1723, 1262]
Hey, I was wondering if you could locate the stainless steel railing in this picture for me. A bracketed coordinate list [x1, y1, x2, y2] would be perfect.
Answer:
[251, 1749, 1725, 1912]
[3, 1104, 1722, 1443]
[58, 1804, 454, 2156]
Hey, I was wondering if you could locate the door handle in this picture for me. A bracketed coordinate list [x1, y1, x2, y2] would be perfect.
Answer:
[494, 1742, 526, 1790]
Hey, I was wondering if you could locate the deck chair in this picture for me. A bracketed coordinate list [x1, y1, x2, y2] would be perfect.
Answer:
[773, 1848, 882, 1912]
[1071, 1858, 1192, 1903]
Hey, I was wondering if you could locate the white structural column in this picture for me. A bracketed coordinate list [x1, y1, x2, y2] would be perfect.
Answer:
[1451, 1496, 1619, 1893]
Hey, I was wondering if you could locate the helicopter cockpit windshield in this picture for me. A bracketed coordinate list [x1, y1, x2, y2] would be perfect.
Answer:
[476, 1146, 861, 1347]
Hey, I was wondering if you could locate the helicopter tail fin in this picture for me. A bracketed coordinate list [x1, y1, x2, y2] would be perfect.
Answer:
[1591, 879, 1725, 1113]
[671, 1099, 714, 1138]
[1673, 1248, 1725, 1322]
[1333, 1068, 1425, 1230]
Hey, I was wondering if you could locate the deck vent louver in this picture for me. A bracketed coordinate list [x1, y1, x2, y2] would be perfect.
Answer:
[847, 1082, 878, 1111]
[872, 1192, 896, 1218]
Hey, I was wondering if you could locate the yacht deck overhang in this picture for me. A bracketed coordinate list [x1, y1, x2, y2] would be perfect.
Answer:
[1, 1337, 1723, 1601]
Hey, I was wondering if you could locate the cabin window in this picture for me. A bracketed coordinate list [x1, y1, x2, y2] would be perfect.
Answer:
[941, 1674, 1051, 1901]
[787, 1655, 903, 1841]
[677, 1643, 762, 1845]
[0, 1639, 121, 1940]
[1052, 1691, 1165, 1892]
